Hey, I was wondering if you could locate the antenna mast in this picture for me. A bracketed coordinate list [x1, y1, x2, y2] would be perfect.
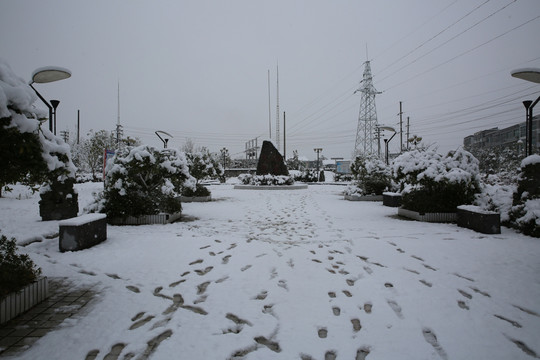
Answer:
[276, 64, 280, 152]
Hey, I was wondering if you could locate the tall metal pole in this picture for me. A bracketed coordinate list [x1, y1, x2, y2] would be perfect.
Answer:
[406, 116, 410, 151]
[276, 64, 280, 152]
[77, 110, 80, 144]
[268, 70, 272, 139]
[29, 83, 53, 132]
[283, 111, 286, 160]
[399, 101, 403, 153]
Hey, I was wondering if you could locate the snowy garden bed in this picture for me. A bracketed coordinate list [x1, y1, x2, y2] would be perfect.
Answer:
[0, 277, 48, 325]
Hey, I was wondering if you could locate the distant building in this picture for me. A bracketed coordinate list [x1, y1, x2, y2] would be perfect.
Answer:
[463, 115, 539, 154]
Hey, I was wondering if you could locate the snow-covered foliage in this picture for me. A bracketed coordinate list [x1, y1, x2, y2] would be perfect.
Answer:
[292, 170, 319, 183]
[0, 58, 75, 196]
[343, 183, 364, 196]
[183, 149, 224, 197]
[239, 174, 294, 186]
[508, 155, 540, 237]
[474, 183, 515, 222]
[89, 146, 194, 218]
[392, 148, 481, 212]
[350, 155, 392, 195]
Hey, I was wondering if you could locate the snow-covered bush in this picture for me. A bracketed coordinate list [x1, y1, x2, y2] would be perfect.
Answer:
[1, 234, 41, 298]
[239, 174, 294, 186]
[0, 59, 76, 197]
[292, 170, 318, 183]
[393, 148, 481, 213]
[183, 149, 223, 197]
[508, 155, 540, 237]
[474, 183, 515, 223]
[343, 183, 364, 196]
[91, 146, 194, 218]
[349, 156, 392, 195]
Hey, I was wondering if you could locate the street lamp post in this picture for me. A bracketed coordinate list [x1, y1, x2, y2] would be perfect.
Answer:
[511, 68, 540, 156]
[50, 100, 59, 135]
[379, 126, 396, 165]
[29, 66, 71, 134]
[155, 130, 173, 149]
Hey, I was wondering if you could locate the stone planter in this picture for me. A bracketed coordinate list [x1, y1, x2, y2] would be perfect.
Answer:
[108, 212, 182, 225]
[457, 205, 501, 234]
[344, 194, 383, 201]
[180, 195, 212, 203]
[383, 192, 402, 207]
[398, 207, 457, 223]
[1, 277, 48, 325]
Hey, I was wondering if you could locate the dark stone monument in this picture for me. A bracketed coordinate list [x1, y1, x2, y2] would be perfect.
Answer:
[256, 141, 289, 176]
[39, 179, 79, 221]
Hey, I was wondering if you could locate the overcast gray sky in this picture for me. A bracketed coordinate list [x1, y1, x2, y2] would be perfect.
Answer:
[2, 0, 539, 160]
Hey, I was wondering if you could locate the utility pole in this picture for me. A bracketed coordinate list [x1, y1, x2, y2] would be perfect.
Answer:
[406, 116, 410, 151]
[60, 130, 69, 143]
[399, 101, 403, 153]
[314, 148, 323, 181]
[77, 110, 80, 144]
[375, 126, 382, 158]
[283, 111, 286, 160]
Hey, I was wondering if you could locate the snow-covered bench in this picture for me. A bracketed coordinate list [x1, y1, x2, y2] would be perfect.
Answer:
[59, 214, 107, 252]
[457, 205, 500, 234]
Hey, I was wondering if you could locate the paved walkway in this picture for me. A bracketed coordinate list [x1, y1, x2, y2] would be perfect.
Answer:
[0, 278, 95, 358]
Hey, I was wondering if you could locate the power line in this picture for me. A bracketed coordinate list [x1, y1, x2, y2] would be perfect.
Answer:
[383, 14, 540, 93]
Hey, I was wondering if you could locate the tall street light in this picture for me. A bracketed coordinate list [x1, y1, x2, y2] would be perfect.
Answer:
[511, 68, 540, 156]
[29, 66, 71, 134]
[155, 130, 173, 149]
[379, 126, 396, 165]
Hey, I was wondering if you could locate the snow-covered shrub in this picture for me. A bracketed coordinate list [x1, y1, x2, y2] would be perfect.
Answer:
[0, 59, 76, 197]
[343, 183, 364, 196]
[92, 146, 194, 218]
[474, 183, 515, 223]
[292, 170, 318, 183]
[239, 174, 294, 186]
[334, 173, 354, 182]
[393, 148, 481, 213]
[184, 149, 223, 197]
[0, 234, 41, 298]
[508, 155, 540, 237]
[350, 156, 391, 195]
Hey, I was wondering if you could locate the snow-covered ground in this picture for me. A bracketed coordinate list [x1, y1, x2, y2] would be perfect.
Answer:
[1, 183, 539, 360]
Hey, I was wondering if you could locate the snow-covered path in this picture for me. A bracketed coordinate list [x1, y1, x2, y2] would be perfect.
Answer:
[2, 183, 539, 359]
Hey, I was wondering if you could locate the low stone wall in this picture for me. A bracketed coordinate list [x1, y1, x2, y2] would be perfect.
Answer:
[344, 195, 383, 201]
[108, 212, 182, 225]
[59, 214, 107, 252]
[398, 207, 457, 223]
[457, 205, 501, 234]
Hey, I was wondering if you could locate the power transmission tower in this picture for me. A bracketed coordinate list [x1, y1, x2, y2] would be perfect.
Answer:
[354, 61, 381, 158]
